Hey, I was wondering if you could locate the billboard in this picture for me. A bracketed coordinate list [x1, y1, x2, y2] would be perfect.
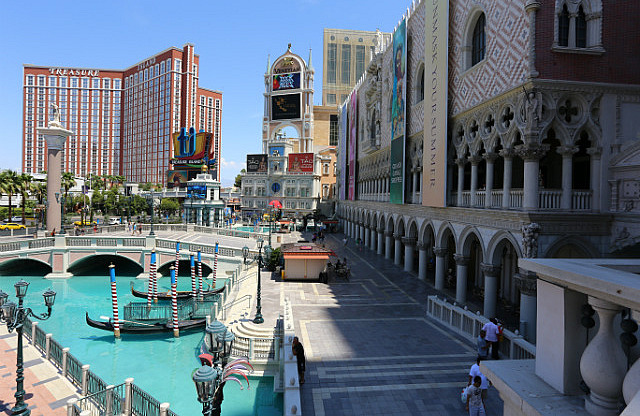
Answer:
[390, 18, 407, 204]
[167, 170, 188, 188]
[171, 127, 214, 165]
[348, 90, 358, 200]
[288, 153, 314, 174]
[422, 0, 449, 207]
[273, 73, 300, 91]
[246, 154, 268, 173]
[187, 185, 207, 200]
[339, 104, 348, 200]
[269, 146, 285, 157]
[271, 94, 301, 120]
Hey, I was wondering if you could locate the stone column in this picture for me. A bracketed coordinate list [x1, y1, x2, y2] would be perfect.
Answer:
[384, 232, 393, 260]
[360, 224, 366, 243]
[453, 254, 469, 304]
[517, 144, 547, 210]
[434, 247, 447, 290]
[500, 148, 515, 208]
[580, 297, 626, 416]
[484, 152, 498, 208]
[525, 1, 541, 78]
[394, 234, 403, 266]
[515, 271, 538, 343]
[588, 147, 602, 212]
[377, 229, 384, 255]
[402, 237, 416, 272]
[469, 155, 482, 207]
[417, 242, 428, 281]
[370, 227, 377, 251]
[481, 263, 501, 319]
[412, 171, 418, 203]
[197, 207, 203, 226]
[456, 158, 465, 206]
[364, 226, 370, 248]
[40, 123, 73, 234]
[559, 146, 578, 209]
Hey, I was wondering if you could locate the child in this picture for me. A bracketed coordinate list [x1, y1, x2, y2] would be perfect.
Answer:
[465, 376, 486, 416]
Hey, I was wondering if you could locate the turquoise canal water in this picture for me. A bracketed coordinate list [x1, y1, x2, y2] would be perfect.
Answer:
[1, 270, 282, 415]
[233, 226, 270, 233]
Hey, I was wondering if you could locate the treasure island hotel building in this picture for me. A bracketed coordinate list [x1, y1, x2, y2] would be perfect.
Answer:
[22, 44, 221, 184]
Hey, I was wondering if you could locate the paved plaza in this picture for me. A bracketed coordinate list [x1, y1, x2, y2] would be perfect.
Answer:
[247, 231, 504, 416]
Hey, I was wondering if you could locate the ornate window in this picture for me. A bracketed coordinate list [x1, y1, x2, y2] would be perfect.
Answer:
[471, 14, 486, 66]
[554, 0, 603, 53]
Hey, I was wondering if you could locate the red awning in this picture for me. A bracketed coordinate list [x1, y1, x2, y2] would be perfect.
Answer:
[268, 200, 283, 209]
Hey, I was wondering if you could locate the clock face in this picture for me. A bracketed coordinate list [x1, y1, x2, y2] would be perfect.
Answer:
[271, 182, 281, 194]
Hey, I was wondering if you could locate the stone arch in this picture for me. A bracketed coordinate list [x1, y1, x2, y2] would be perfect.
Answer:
[273, 123, 301, 140]
[378, 213, 387, 231]
[386, 216, 395, 234]
[459, 226, 485, 258]
[487, 234, 521, 305]
[0, 258, 52, 276]
[436, 222, 457, 249]
[419, 221, 436, 247]
[487, 231, 523, 263]
[68, 254, 144, 276]
[544, 235, 599, 258]
[406, 219, 419, 239]
[371, 213, 378, 230]
[395, 216, 406, 237]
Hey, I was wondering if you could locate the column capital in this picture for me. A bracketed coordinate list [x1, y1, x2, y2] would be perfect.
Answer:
[455, 158, 467, 167]
[468, 155, 483, 165]
[453, 254, 470, 266]
[514, 272, 537, 296]
[515, 143, 549, 161]
[557, 145, 579, 157]
[401, 237, 417, 246]
[483, 152, 499, 163]
[434, 247, 447, 257]
[384, 231, 393, 238]
[587, 146, 602, 159]
[480, 263, 501, 277]
[525, 0, 541, 13]
[377, 227, 384, 234]
[393, 233, 402, 240]
[416, 241, 428, 250]
[499, 148, 516, 159]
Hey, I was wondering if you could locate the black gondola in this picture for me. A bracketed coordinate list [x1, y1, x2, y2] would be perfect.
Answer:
[85, 312, 207, 334]
[130, 285, 224, 301]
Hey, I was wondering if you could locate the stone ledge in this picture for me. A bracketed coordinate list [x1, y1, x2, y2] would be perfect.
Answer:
[481, 359, 588, 416]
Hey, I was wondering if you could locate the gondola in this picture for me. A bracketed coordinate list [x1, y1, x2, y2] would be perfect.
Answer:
[85, 312, 207, 334]
[130, 285, 224, 301]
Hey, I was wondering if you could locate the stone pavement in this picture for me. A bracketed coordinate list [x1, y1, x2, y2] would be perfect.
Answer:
[0, 326, 79, 416]
[242, 231, 504, 416]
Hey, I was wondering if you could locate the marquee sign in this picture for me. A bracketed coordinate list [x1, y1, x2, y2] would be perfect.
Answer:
[273, 73, 300, 91]
[288, 153, 314, 174]
[273, 57, 301, 74]
[271, 94, 301, 120]
[49, 68, 100, 77]
[171, 127, 214, 164]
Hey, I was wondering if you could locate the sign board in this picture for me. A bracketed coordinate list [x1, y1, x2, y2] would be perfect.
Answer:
[170, 128, 214, 165]
[167, 171, 188, 188]
[187, 185, 207, 200]
[288, 153, 314, 174]
[422, 0, 449, 207]
[273, 57, 301, 74]
[271, 94, 301, 120]
[348, 90, 358, 200]
[339, 103, 348, 200]
[390, 18, 407, 204]
[246, 154, 268, 173]
[273, 73, 300, 91]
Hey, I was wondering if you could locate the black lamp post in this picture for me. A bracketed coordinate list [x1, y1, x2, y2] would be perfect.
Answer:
[253, 237, 265, 324]
[147, 194, 155, 236]
[55, 189, 66, 235]
[0, 281, 56, 416]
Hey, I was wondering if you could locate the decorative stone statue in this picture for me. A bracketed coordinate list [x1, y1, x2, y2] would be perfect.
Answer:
[522, 222, 540, 258]
[50, 103, 62, 128]
[522, 90, 542, 129]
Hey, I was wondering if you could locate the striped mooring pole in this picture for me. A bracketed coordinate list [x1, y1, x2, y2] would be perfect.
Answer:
[151, 249, 158, 303]
[197, 250, 203, 299]
[213, 242, 219, 290]
[190, 253, 197, 299]
[174, 241, 180, 277]
[170, 266, 179, 338]
[148, 249, 157, 306]
[109, 264, 120, 338]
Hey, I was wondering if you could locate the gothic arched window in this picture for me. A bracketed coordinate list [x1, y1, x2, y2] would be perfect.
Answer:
[472, 13, 486, 66]
[558, 4, 570, 47]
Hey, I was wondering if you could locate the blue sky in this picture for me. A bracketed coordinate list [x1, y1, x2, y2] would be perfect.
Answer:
[0, 0, 408, 186]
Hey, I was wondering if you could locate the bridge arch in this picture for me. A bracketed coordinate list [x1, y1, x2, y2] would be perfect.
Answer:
[0, 258, 52, 276]
[68, 254, 143, 276]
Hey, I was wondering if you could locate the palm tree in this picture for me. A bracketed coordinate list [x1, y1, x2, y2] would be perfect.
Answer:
[61, 172, 76, 200]
[17, 173, 33, 225]
[0, 170, 20, 221]
[32, 181, 47, 228]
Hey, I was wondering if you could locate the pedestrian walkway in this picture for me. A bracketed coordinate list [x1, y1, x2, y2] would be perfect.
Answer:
[241, 231, 504, 415]
[0, 327, 79, 416]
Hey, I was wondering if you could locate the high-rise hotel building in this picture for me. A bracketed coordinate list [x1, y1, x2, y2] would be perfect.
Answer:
[22, 43, 221, 184]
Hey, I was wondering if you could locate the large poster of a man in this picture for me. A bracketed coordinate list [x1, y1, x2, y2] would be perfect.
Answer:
[390, 19, 407, 204]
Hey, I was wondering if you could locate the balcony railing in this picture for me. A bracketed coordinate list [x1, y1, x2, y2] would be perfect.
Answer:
[451, 188, 592, 211]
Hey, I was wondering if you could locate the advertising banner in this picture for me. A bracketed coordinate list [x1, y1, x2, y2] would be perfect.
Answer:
[288, 153, 314, 174]
[273, 73, 300, 91]
[187, 185, 207, 199]
[423, 0, 449, 207]
[348, 90, 358, 200]
[272, 94, 301, 120]
[270, 146, 285, 157]
[246, 154, 268, 173]
[390, 18, 407, 204]
[167, 171, 188, 188]
[339, 104, 348, 200]
[171, 127, 213, 164]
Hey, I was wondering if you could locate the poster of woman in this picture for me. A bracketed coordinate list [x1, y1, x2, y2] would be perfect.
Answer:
[391, 19, 406, 141]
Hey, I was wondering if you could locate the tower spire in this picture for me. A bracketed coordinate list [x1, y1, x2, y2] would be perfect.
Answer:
[265, 54, 271, 74]
[308, 48, 314, 71]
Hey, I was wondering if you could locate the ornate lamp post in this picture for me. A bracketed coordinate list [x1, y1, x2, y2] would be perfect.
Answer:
[253, 238, 265, 324]
[192, 365, 217, 416]
[0, 281, 56, 416]
[55, 189, 66, 235]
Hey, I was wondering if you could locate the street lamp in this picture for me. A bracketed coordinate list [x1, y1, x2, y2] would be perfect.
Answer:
[192, 365, 217, 416]
[253, 237, 265, 324]
[0, 281, 56, 416]
[196, 319, 235, 415]
[146, 194, 155, 236]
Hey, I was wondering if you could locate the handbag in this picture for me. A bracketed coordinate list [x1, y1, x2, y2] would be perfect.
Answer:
[461, 387, 468, 403]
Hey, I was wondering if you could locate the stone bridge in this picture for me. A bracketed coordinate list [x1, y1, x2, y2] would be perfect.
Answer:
[0, 235, 251, 278]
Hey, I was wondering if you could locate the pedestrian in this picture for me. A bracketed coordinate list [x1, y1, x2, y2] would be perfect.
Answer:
[477, 330, 488, 360]
[93, 224, 98, 233]
[292, 336, 306, 384]
[50, 228, 56, 237]
[128, 222, 132, 232]
[343, 237, 348, 247]
[468, 357, 492, 407]
[482, 318, 500, 359]
[132, 222, 137, 236]
[343, 257, 347, 266]
[465, 376, 486, 416]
